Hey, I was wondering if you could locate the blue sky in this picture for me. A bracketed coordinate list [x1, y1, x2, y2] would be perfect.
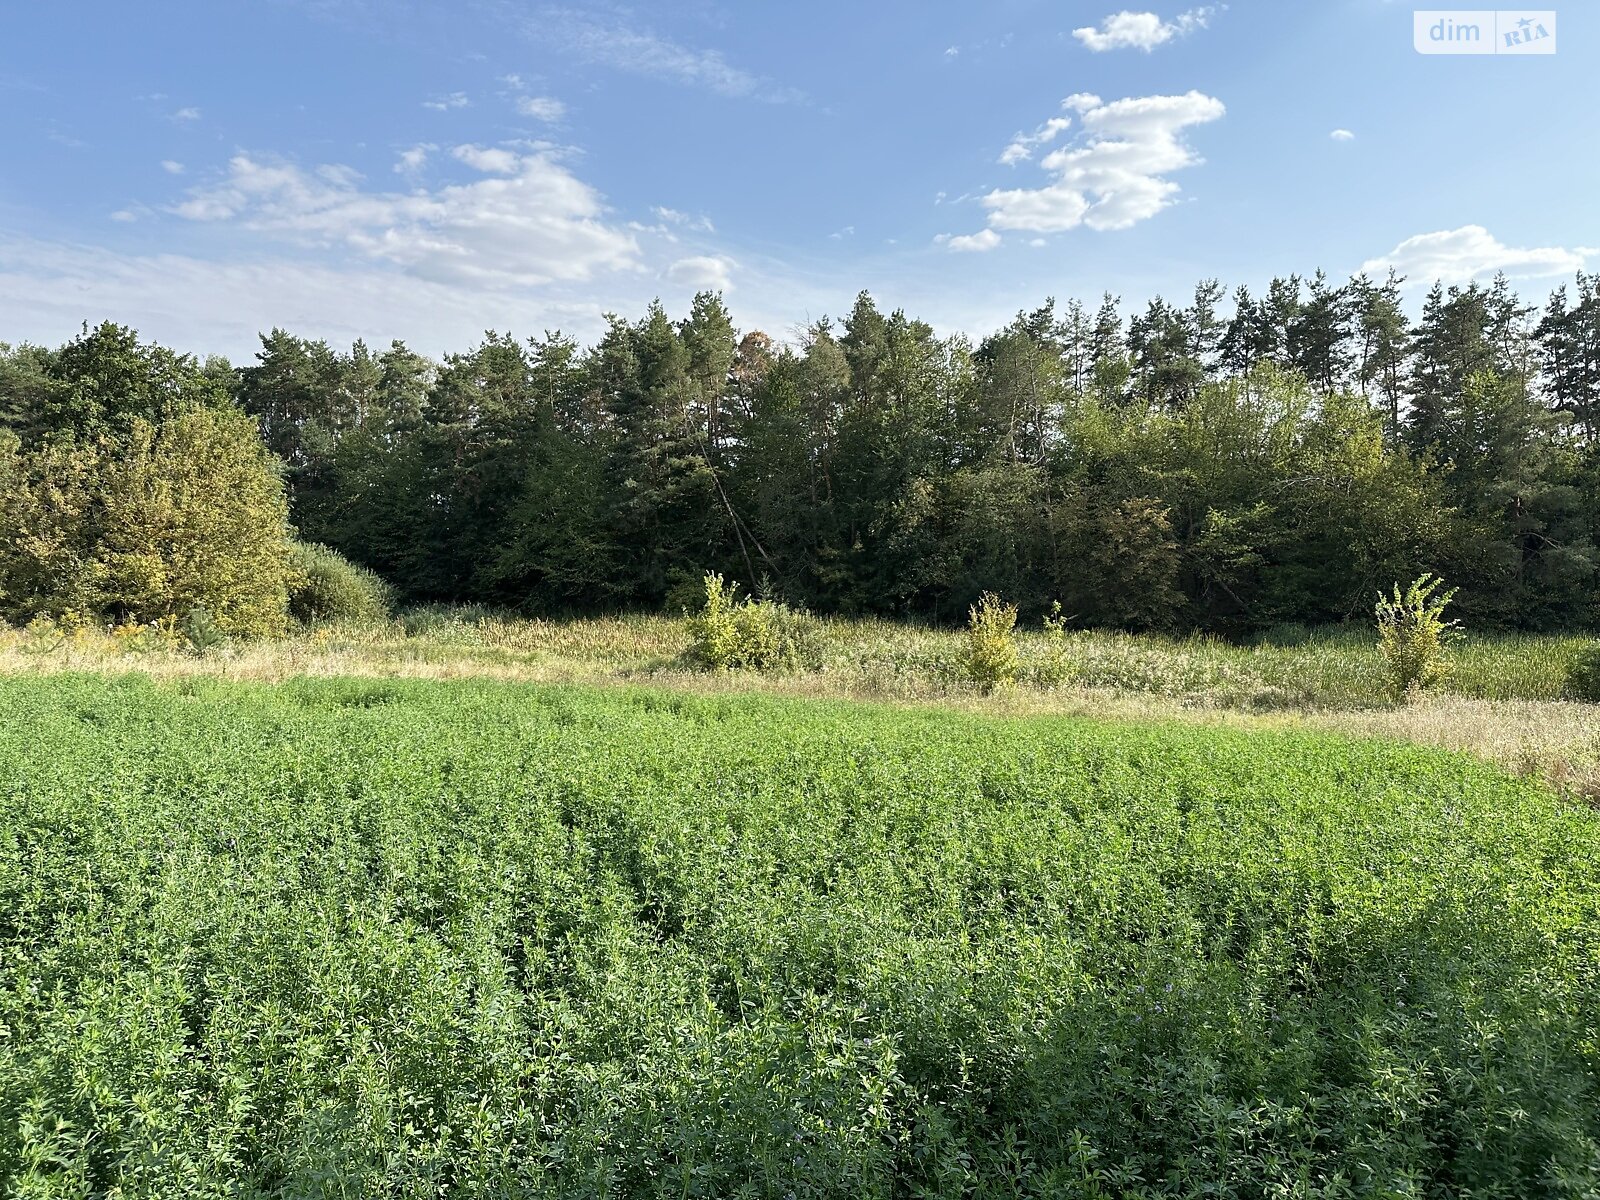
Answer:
[1, 1, 1594, 358]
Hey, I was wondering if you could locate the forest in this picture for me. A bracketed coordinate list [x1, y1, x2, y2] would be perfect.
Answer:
[4, 267, 1599, 634]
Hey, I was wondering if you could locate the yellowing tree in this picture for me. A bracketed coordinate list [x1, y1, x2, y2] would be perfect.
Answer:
[0, 430, 101, 617]
[92, 407, 295, 636]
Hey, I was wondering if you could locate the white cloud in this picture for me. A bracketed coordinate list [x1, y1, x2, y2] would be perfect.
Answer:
[534, 9, 802, 102]
[665, 254, 735, 291]
[171, 107, 201, 122]
[394, 143, 435, 174]
[1329, 128, 1355, 141]
[944, 46, 959, 58]
[451, 144, 520, 174]
[935, 229, 1002, 252]
[172, 145, 641, 288]
[423, 92, 470, 111]
[515, 95, 566, 121]
[161, 159, 186, 175]
[1360, 225, 1590, 285]
[829, 225, 855, 240]
[652, 206, 715, 233]
[958, 90, 1223, 240]
[1072, 7, 1216, 52]
[999, 117, 1073, 166]
[110, 210, 137, 223]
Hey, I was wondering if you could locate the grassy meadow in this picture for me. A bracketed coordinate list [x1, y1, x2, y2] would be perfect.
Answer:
[5, 610, 1600, 793]
[2, 672, 1599, 1196]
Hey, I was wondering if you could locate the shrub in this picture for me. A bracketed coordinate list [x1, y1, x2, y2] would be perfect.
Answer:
[964, 591, 1020, 691]
[687, 572, 816, 672]
[111, 616, 181, 655]
[286, 542, 395, 625]
[1375, 573, 1459, 699]
[180, 604, 227, 655]
[1564, 641, 1600, 702]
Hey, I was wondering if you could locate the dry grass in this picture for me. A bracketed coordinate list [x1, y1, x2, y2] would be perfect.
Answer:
[4, 611, 1598, 799]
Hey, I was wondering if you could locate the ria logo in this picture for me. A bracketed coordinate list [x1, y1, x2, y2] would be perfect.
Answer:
[1413, 9, 1557, 54]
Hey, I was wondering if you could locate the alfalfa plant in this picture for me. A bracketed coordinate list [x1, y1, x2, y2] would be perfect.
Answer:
[1375, 573, 1458, 699]
[964, 591, 1020, 692]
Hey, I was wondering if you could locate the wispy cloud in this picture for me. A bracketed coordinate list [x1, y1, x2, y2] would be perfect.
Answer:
[531, 8, 803, 102]
[999, 117, 1073, 166]
[653, 206, 715, 233]
[0, 233, 631, 359]
[1329, 128, 1355, 142]
[170, 106, 202, 122]
[934, 229, 1002, 253]
[1072, 7, 1217, 52]
[515, 94, 566, 121]
[422, 92, 470, 111]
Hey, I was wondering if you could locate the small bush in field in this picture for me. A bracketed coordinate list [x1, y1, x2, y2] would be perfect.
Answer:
[287, 542, 395, 626]
[1375, 573, 1459, 699]
[1564, 641, 1600, 702]
[180, 604, 227, 655]
[1033, 600, 1081, 687]
[687, 572, 816, 671]
[964, 591, 1020, 691]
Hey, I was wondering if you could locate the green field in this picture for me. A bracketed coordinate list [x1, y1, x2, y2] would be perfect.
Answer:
[2, 673, 1598, 1196]
[10, 611, 1600, 798]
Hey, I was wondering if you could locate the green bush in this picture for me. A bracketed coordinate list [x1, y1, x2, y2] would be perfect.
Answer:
[687, 572, 816, 671]
[179, 604, 226, 655]
[964, 591, 1020, 691]
[1564, 640, 1600, 702]
[286, 542, 395, 625]
[1376, 573, 1459, 699]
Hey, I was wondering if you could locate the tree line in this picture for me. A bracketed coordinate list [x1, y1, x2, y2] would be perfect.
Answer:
[4, 267, 1600, 633]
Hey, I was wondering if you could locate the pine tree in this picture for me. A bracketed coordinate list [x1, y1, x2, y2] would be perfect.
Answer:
[606, 301, 722, 602]
[1288, 270, 1351, 392]
[1349, 270, 1410, 441]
